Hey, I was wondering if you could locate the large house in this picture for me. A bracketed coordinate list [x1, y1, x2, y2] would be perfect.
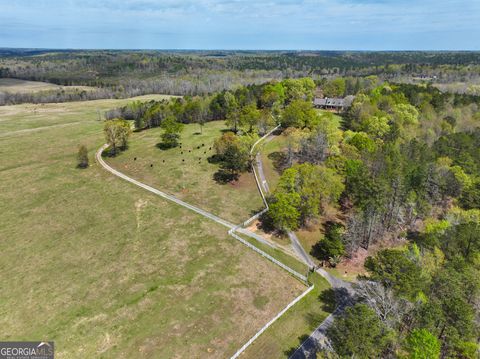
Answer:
[313, 95, 355, 112]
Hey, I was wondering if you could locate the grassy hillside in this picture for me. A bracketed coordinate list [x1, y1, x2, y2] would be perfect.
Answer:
[0, 96, 305, 358]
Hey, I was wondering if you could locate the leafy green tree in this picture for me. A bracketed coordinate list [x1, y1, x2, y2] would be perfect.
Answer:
[312, 222, 345, 264]
[281, 99, 318, 129]
[420, 264, 479, 359]
[239, 104, 261, 133]
[268, 192, 301, 231]
[403, 329, 440, 359]
[299, 77, 316, 101]
[282, 79, 315, 103]
[460, 179, 480, 209]
[143, 102, 164, 128]
[123, 100, 147, 129]
[323, 78, 346, 97]
[260, 81, 285, 108]
[359, 115, 391, 138]
[160, 116, 184, 148]
[270, 163, 344, 230]
[221, 141, 249, 174]
[209, 92, 228, 120]
[224, 92, 241, 133]
[346, 131, 377, 153]
[327, 304, 393, 358]
[214, 131, 237, 155]
[184, 98, 206, 133]
[104, 119, 132, 155]
[213, 132, 252, 178]
[440, 222, 480, 263]
[257, 109, 276, 135]
[364, 248, 424, 300]
[77, 145, 89, 168]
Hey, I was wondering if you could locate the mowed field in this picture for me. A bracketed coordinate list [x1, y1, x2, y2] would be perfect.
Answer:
[106, 122, 264, 224]
[0, 78, 93, 94]
[0, 96, 305, 358]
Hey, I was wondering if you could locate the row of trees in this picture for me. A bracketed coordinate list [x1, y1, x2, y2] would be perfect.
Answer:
[101, 77, 319, 160]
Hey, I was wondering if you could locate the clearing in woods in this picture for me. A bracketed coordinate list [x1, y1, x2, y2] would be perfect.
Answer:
[0, 78, 94, 94]
[0, 95, 305, 358]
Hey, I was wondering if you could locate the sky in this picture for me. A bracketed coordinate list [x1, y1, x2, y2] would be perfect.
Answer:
[1, 0, 480, 50]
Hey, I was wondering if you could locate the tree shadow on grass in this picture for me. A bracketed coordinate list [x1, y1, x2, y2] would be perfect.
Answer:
[310, 242, 327, 262]
[207, 154, 223, 164]
[213, 169, 239, 184]
[156, 142, 180, 150]
[101, 145, 128, 158]
[283, 334, 310, 357]
[268, 151, 288, 174]
[257, 210, 276, 234]
[318, 288, 337, 313]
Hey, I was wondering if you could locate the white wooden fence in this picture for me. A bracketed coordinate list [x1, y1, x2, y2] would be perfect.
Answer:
[230, 284, 315, 359]
[228, 228, 307, 282]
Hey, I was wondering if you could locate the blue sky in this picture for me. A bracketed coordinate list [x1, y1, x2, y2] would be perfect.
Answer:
[1, 0, 479, 50]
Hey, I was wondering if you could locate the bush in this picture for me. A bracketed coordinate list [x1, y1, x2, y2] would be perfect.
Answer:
[77, 145, 89, 168]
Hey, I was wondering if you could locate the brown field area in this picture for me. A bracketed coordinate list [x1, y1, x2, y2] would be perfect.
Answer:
[0, 78, 94, 94]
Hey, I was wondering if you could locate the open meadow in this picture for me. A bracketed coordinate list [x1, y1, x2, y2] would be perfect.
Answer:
[106, 121, 264, 224]
[0, 96, 306, 358]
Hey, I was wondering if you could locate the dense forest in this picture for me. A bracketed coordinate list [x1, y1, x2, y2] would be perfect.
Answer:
[1, 50, 480, 105]
[102, 75, 480, 358]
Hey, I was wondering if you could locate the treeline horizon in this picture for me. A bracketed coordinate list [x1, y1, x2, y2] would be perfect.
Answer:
[1, 49, 480, 106]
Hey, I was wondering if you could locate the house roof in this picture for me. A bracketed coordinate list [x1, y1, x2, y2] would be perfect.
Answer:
[314, 97, 345, 107]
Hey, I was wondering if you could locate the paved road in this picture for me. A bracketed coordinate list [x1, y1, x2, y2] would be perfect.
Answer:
[255, 150, 270, 193]
[252, 135, 356, 358]
[288, 231, 316, 268]
[289, 283, 356, 359]
[96, 144, 274, 248]
[252, 133, 315, 268]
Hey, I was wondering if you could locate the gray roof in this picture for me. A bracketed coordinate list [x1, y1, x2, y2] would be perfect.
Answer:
[314, 97, 345, 107]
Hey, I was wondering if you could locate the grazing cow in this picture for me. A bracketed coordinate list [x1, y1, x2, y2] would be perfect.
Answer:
[150, 164, 153, 167]
[134, 157, 137, 161]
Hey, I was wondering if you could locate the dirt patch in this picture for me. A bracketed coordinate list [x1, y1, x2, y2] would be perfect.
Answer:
[134, 199, 148, 230]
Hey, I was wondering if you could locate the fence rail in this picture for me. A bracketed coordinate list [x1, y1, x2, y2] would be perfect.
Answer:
[229, 229, 307, 282]
[230, 284, 315, 359]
